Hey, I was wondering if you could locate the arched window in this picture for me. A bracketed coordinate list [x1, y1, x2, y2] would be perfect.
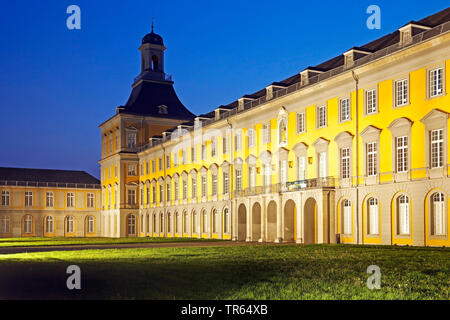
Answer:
[431, 192, 445, 235]
[183, 211, 188, 234]
[367, 198, 379, 235]
[192, 211, 197, 233]
[24, 215, 33, 234]
[152, 55, 159, 71]
[167, 212, 172, 233]
[0, 216, 10, 233]
[175, 212, 180, 233]
[45, 216, 54, 234]
[223, 208, 230, 233]
[202, 210, 208, 233]
[87, 216, 95, 234]
[66, 216, 75, 234]
[212, 209, 218, 233]
[342, 200, 352, 235]
[397, 195, 410, 235]
[127, 214, 136, 236]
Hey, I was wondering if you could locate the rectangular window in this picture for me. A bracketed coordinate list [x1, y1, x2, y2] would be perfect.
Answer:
[395, 79, 408, 107]
[368, 198, 379, 235]
[67, 192, 75, 207]
[201, 176, 207, 198]
[431, 129, 444, 168]
[191, 146, 196, 163]
[297, 157, 306, 180]
[46, 192, 54, 207]
[166, 183, 171, 202]
[128, 189, 136, 205]
[211, 138, 216, 157]
[159, 184, 164, 202]
[192, 177, 197, 198]
[183, 180, 187, 200]
[223, 136, 228, 154]
[159, 158, 163, 171]
[174, 180, 179, 201]
[398, 196, 410, 235]
[341, 148, 350, 179]
[182, 149, 187, 164]
[152, 185, 156, 204]
[264, 165, 271, 187]
[1, 216, 10, 233]
[396, 136, 408, 173]
[166, 155, 171, 168]
[317, 105, 327, 128]
[174, 151, 179, 167]
[366, 89, 377, 114]
[202, 144, 206, 160]
[146, 186, 150, 204]
[25, 191, 33, 207]
[127, 131, 137, 148]
[152, 160, 156, 172]
[1, 191, 10, 206]
[235, 133, 241, 151]
[128, 164, 137, 176]
[296, 112, 305, 133]
[145, 162, 149, 175]
[235, 169, 242, 191]
[340, 98, 350, 122]
[212, 174, 218, 196]
[223, 172, 229, 194]
[367, 142, 377, 176]
[87, 192, 95, 208]
[249, 167, 256, 189]
[280, 160, 287, 184]
[343, 201, 352, 235]
[262, 122, 271, 144]
[248, 129, 255, 147]
[430, 68, 443, 97]
[318, 152, 327, 178]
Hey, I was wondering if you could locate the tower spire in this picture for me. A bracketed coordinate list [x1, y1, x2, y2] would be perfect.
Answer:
[151, 16, 154, 33]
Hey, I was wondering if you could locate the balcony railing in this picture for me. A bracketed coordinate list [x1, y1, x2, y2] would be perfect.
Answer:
[234, 177, 336, 197]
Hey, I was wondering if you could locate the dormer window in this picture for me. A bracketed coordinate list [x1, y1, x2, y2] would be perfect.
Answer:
[343, 48, 371, 68]
[398, 23, 431, 46]
[157, 105, 168, 114]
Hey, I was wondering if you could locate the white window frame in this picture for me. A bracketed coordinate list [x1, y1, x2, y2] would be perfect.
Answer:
[339, 98, 350, 122]
[431, 129, 444, 168]
[367, 142, 377, 176]
[395, 78, 409, 107]
[1, 191, 10, 206]
[317, 105, 327, 128]
[366, 89, 378, 115]
[341, 147, 350, 179]
[396, 136, 408, 173]
[429, 67, 444, 98]
[296, 112, 306, 134]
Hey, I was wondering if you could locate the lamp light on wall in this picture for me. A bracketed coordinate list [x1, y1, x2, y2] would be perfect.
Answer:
[308, 157, 313, 164]
[288, 161, 294, 168]
[256, 167, 261, 174]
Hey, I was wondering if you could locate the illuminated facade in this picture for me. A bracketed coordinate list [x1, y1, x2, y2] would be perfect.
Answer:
[100, 8, 450, 246]
[0, 168, 101, 237]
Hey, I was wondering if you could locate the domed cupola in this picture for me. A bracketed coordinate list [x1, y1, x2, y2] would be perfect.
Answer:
[142, 30, 164, 46]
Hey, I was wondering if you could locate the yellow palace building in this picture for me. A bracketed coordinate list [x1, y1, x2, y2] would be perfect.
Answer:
[100, 8, 450, 246]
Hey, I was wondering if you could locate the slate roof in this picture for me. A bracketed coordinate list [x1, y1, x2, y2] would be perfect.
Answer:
[120, 80, 196, 120]
[0, 167, 100, 185]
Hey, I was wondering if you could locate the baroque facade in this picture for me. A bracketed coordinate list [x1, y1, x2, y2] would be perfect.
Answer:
[100, 9, 450, 246]
[0, 168, 101, 237]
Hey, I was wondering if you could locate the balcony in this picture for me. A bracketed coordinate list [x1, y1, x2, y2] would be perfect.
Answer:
[234, 177, 336, 197]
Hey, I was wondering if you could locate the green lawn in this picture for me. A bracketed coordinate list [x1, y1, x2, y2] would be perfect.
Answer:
[0, 236, 223, 247]
[0, 244, 448, 299]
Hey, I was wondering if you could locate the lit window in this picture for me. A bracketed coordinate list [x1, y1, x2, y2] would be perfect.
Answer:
[127, 131, 137, 148]
[342, 199, 352, 235]
[128, 164, 137, 176]
[45, 192, 54, 208]
[366, 89, 377, 114]
[45, 216, 54, 233]
[367, 142, 377, 176]
[128, 215, 136, 235]
[341, 148, 350, 179]
[0, 216, 10, 233]
[1, 191, 9, 206]
[395, 79, 408, 107]
[67, 192, 75, 207]
[24, 215, 33, 233]
[87, 192, 95, 208]
[340, 98, 350, 122]
[368, 198, 379, 235]
[431, 192, 445, 236]
[397, 195, 410, 235]
[127, 189, 136, 205]
[396, 136, 408, 173]
[25, 191, 33, 207]
[235, 169, 242, 191]
[66, 216, 75, 233]
[317, 105, 327, 128]
[429, 68, 443, 97]
[431, 129, 444, 168]
[297, 112, 305, 133]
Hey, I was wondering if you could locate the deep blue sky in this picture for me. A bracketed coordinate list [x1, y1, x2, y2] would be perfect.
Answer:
[0, 1, 448, 178]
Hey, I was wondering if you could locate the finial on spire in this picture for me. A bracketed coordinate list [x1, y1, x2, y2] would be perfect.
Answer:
[151, 16, 154, 32]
